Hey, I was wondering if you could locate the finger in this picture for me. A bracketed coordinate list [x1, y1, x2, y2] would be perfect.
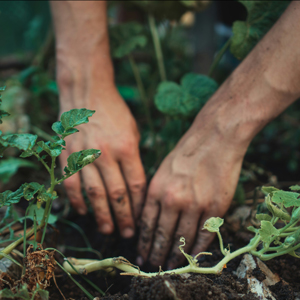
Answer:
[98, 160, 135, 238]
[167, 212, 199, 269]
[81, 164, 114, 234]
[148, 207, 179, 267]
[137, 195, 160, 261]
[121, 155, 146, 220]
[191, 212, 216, 257]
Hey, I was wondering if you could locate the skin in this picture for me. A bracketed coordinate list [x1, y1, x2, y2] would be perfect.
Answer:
[50, 1, 300, 268]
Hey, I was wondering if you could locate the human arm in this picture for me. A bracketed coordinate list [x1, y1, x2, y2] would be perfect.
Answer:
[138, 1, 300, 268]
[50, 1, 146, 238]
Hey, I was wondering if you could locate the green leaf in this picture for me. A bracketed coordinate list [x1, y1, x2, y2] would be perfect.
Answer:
[110, 22, 147, 58]
[0, 133, 37, 156]
[265, 194, 291, 221]
[289, 185, 300, 191]
[261, 186, 279, 195]
[256, 213, 272, 222]
[0, 158, 37, 184]
[64, 149, 101, 175]
[202, 217, 224, 233]
[23, 182, 45, 201]
[0, 186, 24, 208]
[271, 190, 300, 208]
[52, 108, 95, 138]
[247, 226, 258, 233]
[27, 204, 57, 225]
[258, 220, 280, 246]
[37, 140, 64, 157]
[0, 86, 10, 124]
[230, 1, 290, 60]
[155, 73, 218, 118]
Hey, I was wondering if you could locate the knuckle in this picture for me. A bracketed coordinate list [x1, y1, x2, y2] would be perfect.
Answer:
[86, 186, 106, 199]
[109, 188, 127, 203]
[128, 181, 146, 195]
[119, 139, 138, 157]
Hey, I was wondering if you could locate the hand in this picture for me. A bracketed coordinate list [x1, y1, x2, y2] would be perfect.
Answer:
[137, 124, 245, 269]
[59, 88, 146, 238]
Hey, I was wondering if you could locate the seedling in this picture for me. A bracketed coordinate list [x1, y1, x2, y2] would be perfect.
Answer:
[63, 186, 300, 277]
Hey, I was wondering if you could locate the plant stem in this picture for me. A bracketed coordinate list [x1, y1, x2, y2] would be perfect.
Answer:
[217, 231, 226, 256]
[33, 153, 51, 174]
[128, 54, 155, 136]
[208, 38, 231, 77]
[148, 14, 167, 82]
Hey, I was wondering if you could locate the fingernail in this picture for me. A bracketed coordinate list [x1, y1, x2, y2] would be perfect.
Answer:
[100, 224, 113, 234]
[136, 256, 144, 266]
[78, 208, 87, 215]
[122, 228, 134, 238]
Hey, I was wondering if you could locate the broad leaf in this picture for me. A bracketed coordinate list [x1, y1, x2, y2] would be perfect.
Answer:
[258, 220, 280, 246]
[155, 73, 218, 118]
[0, 133, 37, 156]
[0, 158, 37, 184]
[27, 205, 57, 225]
[0, 186, 24, 208]
[203, 217, 224, 233]
[64, 149, 101, 175]
[52, 108, 95, 138]
[255, 213, 272, 222]
[110, 22, 147, 58]
[271, 190, 300, 208]
[230, 1, 290, 60]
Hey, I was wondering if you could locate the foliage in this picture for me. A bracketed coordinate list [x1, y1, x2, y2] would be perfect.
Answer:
[230, 1, 290, 60]
[155, 73, 218, 118]
[110, 22, 147, 58]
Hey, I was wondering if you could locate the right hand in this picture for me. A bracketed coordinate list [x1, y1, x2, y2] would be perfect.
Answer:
[58, 85, 146, 238]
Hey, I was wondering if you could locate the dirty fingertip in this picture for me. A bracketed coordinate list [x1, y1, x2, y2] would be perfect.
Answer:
[122, 227, 135, 238]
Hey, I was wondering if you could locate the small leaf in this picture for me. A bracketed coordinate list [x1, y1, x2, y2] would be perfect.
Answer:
[37, 140, 63, 157]
[255, 213, 272, 221]
[155, 73, 218, 118]
[247, 226, 258, 233]
[203, 217, 224, 233]
[64, 149, 101, 175]
[0, 133, 37, 156]
[271, 190, 300, 208]
[0, 186, 24, 208]
[289, 185, 300, 191]
[23, 182, 45, 201]
[261, 186, 279, 195]
[258, 220, 280, 246]
[265, 194, 291, 221]
[52, 121, 65, 135]
[27, 204, 57, 225]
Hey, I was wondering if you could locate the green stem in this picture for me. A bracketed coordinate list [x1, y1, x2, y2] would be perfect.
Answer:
[128, 54, 155, 136]
[208, 38, 231, 77]
[33, 152, 51, 174]
[148, 14, 167, 82]
[31, 125, 55, 142]
[217, 231, 226, 256]
[0, 216, 29, 234]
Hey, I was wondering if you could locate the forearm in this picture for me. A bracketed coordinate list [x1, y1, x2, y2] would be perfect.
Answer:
[50, 0, 115, 110]
[192, 1, 300, 153]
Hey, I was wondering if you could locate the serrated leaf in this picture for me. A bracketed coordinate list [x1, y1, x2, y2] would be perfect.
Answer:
[110, 22, 147, 58]
[256, 213, 272, 221]
[155, 73, 218, 118]
[258, 220, 280, 246]
[230, 1, 290, 60]
[261, 186, 279, 195]
[289, 185, 300, 191]
[271, 190, 300, 208]
[52, 108, 95, 138]
[0, 158, 37, 184]
[23, 182, 45, 201]
[202, 217, 224, 233]
[27, 204, 57, 225]
[0, 186, 24, 208]
[64, 149, 101, 175]
[0, 133, 37, 156]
